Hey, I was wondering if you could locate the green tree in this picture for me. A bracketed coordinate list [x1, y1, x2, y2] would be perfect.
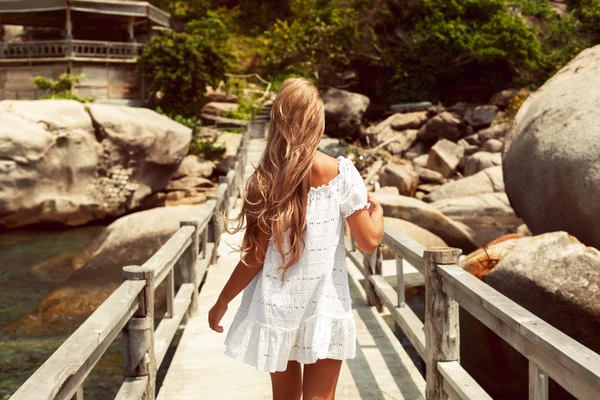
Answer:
[136, 30, 230, 117]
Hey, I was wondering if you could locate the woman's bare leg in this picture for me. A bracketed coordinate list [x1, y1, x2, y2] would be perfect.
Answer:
[270, 360, 302, 400]
[302, 358, 343, 400]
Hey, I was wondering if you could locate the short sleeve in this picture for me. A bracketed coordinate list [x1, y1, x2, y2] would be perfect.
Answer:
[338, 158, 369, 218]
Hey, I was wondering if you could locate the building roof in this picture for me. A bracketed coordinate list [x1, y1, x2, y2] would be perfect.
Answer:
[0, 0, 170, 28]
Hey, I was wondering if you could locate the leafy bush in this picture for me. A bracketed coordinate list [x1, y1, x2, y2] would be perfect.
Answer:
[136, 30, 230, 117]
[189, 138, 226, 158]
[31, 73, 93, 102]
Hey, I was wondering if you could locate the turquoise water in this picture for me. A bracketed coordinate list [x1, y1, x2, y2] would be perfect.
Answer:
[0, 226, 107, 399]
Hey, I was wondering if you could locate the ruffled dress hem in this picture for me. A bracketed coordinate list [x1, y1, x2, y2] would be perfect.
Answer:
[224, 310, 356, 373]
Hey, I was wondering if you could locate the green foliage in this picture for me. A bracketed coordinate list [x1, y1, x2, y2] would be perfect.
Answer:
[259, 1, 370, 85]
[225, 96, 258, 120]
[511, 0, 554, 18]
[137, 30, 230, 117]
[155, 106, 203, 133]
[380, 0, 544, 102]
[568, 0, 600, 42]
[189, 138, 226, 158]
[31, 73, 93, 103]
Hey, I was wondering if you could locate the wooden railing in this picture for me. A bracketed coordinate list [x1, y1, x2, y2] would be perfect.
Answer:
[9, 126, 251, 400]
[347, 224, 600, 399]
[0, 40, 144, 60]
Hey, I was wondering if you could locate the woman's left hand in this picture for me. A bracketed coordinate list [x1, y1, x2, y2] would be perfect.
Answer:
[208, 300, 228, 333]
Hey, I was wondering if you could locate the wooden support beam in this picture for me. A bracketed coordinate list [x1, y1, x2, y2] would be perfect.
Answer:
[424, 247, 461, 400]
[396, 255, 405, 307]
[363, 246, 383, 311]
[180, 220, 200, 318]
[122, 265, 157, 399]
[529, 361, 549, 400]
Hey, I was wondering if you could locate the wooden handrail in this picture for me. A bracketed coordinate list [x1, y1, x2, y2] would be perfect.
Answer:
[347, 224, 600, 400]
[10, 123, 252, 399]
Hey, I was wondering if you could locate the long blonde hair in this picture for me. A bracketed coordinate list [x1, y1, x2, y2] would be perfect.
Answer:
[227, 77, 325, 280]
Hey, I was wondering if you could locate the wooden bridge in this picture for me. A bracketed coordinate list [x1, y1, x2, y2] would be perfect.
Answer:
[10, 113, 600, 400]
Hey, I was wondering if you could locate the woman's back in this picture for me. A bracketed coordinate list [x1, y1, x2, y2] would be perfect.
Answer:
[224, 155, 368, 372]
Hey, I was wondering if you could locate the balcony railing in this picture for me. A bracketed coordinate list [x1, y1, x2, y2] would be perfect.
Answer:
[0, 40, 144, 60]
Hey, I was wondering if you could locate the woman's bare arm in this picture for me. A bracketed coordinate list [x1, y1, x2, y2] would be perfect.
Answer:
[208, 227, 269, 332]
[346, 193, 384, 254]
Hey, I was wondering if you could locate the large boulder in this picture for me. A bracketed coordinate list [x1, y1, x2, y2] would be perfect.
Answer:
[371, 191, 477, 252]
[0, 101, 192, 228]
[377, 162, 419, 197]
[503, 45, 600, 249]
[431, 193, 522, 247]
[461, 232, 600, 399]
[323, 88, 370, 139]
[417, 111, 469, 145]
[6, 205, 205, 334]
[424, 166, 504, 203]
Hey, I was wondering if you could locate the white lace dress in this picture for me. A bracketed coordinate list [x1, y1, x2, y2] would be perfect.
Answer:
[224, 156, 369, 372]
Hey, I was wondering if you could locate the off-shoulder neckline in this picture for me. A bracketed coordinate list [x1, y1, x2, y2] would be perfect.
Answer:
[308, 156, 347, 194]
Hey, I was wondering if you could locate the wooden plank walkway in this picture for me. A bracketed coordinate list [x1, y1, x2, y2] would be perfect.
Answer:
[157, 139, 426, 400]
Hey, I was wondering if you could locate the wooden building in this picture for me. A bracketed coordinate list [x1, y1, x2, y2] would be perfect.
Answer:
[0, 0, 170, 105]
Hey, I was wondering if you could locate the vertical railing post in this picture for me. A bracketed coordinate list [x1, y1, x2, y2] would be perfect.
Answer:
[362, 246, 383, 312]
[424, 247, 461, 400]
[122, 265, 156, 399]
[180, 219, 200, 317]
[529, 361, 549, 400]
[396, 255, 405, 307]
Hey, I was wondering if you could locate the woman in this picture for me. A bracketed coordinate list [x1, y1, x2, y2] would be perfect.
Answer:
[208, 77, 384, 400]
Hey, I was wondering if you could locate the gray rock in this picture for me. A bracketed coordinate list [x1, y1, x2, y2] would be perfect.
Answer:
[405, 142, 428, 161]
[373, 128, 418, 155]
[0, 100, 191, 228]
[172, 155, 216, 179]
[200, 102, 239, 116]
[377, 186, 400, 195]
[489, 88, 520, 108]
[319, 137, 348, 158]
[481, 139, 503, 153]
[323, 88, 370, 138]
[463, 145, 480, 156]
[431, 192, 523, 247]
[462, 134, 481, 146]
[464, 105, 499, 129]
[503, 45, 600, 249]
[464, 152, 502, 176]
[478, 123, 509, 142]
[366, 111, 427, 137]
[424, 166, 504, 203]
[377, 162, 419, 197]
[372, 192, 477, 251]
[413, 154, 429, 168]
[414, 165, 445, 184]
[383, 216, 447, 250]
[417, 183, 441, 194]
[417, 111, 469, 145]
[462, 232, 600, 399]
[426, 139, 464, 178]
